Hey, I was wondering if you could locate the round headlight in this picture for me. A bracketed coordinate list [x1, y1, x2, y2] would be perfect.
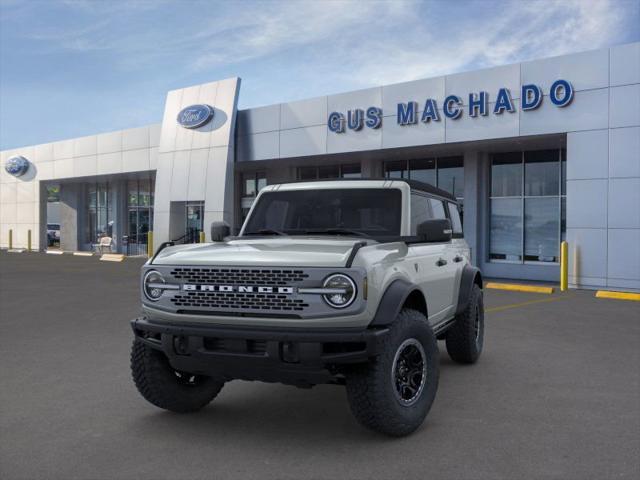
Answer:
[323, 274, 357, 308]
[143, 270, 165, 301]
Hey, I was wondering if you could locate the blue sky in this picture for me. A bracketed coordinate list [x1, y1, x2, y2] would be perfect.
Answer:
[1, 0, 639, 149]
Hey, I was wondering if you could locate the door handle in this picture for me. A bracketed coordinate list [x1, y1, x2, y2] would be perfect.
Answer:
[436, 258, 447, 267]
[453, 255, 463, 263]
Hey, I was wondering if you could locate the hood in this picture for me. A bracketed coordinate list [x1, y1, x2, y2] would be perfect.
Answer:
[151, 237, 369, 267]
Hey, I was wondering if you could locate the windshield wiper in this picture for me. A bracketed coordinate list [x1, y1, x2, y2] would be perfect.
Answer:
[243, 229, 288, 236]
[302, 228, 369, 238]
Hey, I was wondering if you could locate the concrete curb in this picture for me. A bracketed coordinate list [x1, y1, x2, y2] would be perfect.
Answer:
[485, 282, 554, 294]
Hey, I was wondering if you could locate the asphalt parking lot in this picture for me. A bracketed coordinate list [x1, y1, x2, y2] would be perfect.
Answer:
[1, 252, 639, 480]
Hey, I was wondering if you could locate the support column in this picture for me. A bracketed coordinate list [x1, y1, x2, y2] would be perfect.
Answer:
[59, 183, 81, 252]
[361, 158, 380, 178]
[38, 182, 48, 250]
[462, 151, 484, 266]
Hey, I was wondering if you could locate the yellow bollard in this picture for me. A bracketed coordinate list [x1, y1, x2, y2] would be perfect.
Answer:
[8, 229, 12, 249]
[199, 231, 205, 243]
[560, 241, 568, 292]
[28, 229, 32, 252]
[147, 231, 153, 257]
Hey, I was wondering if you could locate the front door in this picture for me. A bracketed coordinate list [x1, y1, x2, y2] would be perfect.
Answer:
[409, 243, 456, 323]
[408, 194, 458, 323]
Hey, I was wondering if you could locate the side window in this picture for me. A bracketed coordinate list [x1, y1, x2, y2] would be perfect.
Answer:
[410, 194, 431, 234]
[429, 198, 446, 219]
[448, 202, 463, 235]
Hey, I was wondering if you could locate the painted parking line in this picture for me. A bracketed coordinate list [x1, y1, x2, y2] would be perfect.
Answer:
[485, 282, 554, 294]
[595, 290, 640, 302]
[486, 294, 570, 313]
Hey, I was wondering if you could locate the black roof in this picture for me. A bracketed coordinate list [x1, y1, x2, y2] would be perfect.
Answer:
[279, 177, 458, 203]
[399, 179, 458, 202]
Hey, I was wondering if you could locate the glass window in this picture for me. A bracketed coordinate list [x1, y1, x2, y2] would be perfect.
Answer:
[318, 164, 340, 179]
[341, 163, 362, 178]
[491, 152, 522, 197]
[244, 189, 402, 238]
[242, 172, 266, 196]
[128, 180, 138, 206]
[489, 149, 565, 263]
[385, 160, 407, 179]
[46, 185, 60, 202]
[525, 150, 559, 196]
[244, 178, 256, 196]
[437, 157, 464, 198]
[561, 197, 566, 242]
[297, 164, 361, 180]
[410, 194, 431, 235]
[561, 149, 566, 196]
[524, 198, 559, 262]
[385, 157, 464, 202]
[490, 198, 523, 261]
[409, 159, 436, 186]
[186, 202, 204, 243]
[298, 166, 316, 181]
[86, 182, 114, 244]
[125, 177, 155, 255]
[140, 179, 153, 207]
[429, 198, 446, 219]
[448, 202, 463, 234]
[241, 172, 267, 222]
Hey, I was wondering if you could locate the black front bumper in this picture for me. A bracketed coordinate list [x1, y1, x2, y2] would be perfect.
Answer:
[131, 317, 389, 386]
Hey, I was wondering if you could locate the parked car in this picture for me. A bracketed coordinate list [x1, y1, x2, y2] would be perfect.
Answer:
[130, 179, 484, 436]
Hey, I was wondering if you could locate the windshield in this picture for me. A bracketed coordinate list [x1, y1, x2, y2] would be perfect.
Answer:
[243, 188, 402, 238]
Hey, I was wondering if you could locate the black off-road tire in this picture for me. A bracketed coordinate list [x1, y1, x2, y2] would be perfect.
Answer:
[345, 309, 439, 437]
[131, 340, 224, 413]
[445, 284, 484, 364]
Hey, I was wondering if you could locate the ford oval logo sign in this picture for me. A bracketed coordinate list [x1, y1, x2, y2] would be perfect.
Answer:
[176, 104, 214, 129]
[5, 156, 30, 177]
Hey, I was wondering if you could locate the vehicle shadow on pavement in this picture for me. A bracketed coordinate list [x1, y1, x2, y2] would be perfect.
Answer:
[127, 351, 465, 444]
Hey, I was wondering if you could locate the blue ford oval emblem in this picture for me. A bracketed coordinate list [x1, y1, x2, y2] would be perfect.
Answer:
[176, 104, 214, 129]
[5, 156, 30, 177]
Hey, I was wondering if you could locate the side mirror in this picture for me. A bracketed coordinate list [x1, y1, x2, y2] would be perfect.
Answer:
[416, 219, 452, 243]
[210, 221, 230, 242]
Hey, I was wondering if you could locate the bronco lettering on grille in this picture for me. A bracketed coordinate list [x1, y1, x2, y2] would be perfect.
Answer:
[182, 285, 295, 294]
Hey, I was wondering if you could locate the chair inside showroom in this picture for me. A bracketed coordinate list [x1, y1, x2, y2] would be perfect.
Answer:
[94, 236, 113, 254]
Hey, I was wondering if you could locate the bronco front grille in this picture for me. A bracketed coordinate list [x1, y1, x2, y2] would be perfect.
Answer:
[170, 292, 309, 311]
[170, 268, 309, 286]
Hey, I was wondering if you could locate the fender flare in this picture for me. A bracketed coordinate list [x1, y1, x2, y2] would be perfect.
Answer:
[369, 279, 425, 327]
[455, 264, 483, 316]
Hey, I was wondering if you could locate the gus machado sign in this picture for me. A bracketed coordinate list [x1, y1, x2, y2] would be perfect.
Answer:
[328, 79, 573, 133]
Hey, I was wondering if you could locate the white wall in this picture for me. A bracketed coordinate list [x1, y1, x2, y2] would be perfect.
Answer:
[566, 43, 640, 291]
[0, 124, 160, 249]
[153, 78, 240, 245]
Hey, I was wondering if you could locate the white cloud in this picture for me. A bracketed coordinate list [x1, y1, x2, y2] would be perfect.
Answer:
[328, 0, 628, 88]
[10, 0, 631, 79]
[189, 1, 412, 70]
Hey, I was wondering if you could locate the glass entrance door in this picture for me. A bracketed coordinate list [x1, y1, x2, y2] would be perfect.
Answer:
[185, 202, 204, 243]
[126, 178, 154, 256]
[85, 182, 114, 252]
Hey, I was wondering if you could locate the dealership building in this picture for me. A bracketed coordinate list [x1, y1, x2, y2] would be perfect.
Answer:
[1, 42, 639, 291]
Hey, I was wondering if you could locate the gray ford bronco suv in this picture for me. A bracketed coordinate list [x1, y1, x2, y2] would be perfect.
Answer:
[130, 179, 484, 436]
